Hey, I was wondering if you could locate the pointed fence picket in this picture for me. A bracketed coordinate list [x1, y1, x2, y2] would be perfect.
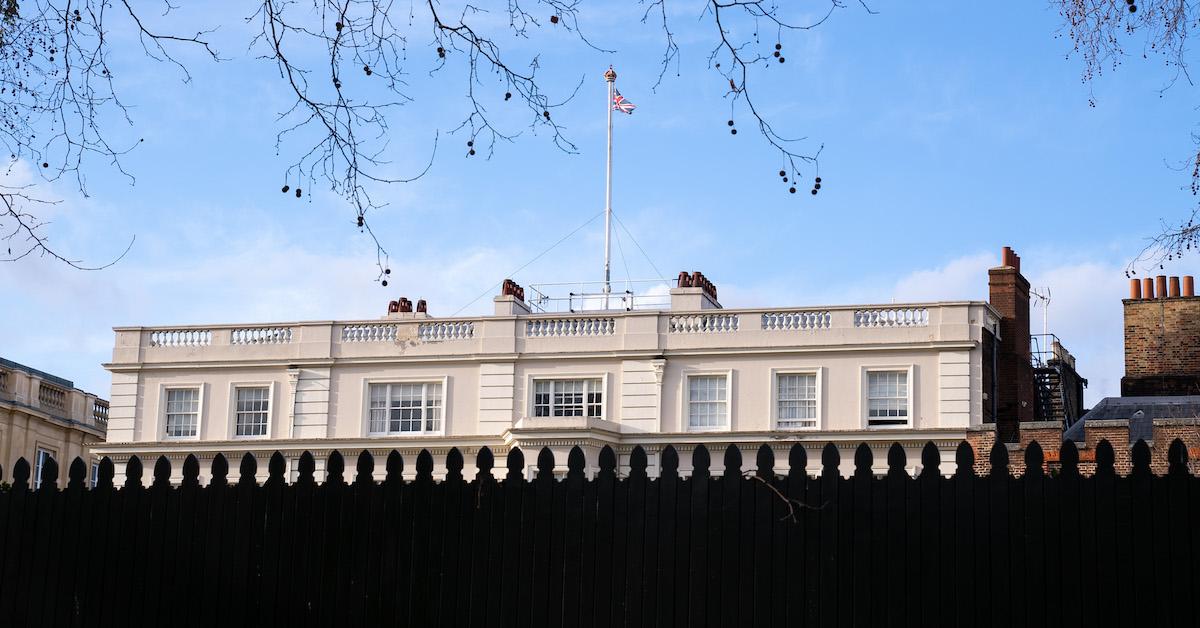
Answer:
[0, 438, 1196, 625]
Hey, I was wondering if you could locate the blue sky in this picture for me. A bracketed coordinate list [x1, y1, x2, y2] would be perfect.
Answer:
[2, 1, 1194, 404]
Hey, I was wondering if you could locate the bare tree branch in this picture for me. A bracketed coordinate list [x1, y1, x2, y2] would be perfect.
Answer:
[1055, 0, 1200, 270]
[3, 0, 869, 279]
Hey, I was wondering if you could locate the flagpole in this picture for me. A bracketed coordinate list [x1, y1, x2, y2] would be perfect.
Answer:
[603, 66, 616, 309]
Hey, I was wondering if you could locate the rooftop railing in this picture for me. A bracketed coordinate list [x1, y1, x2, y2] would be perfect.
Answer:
[115, 301, 988, 366]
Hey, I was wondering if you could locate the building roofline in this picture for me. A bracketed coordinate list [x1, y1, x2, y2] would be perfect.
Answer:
[111, 300, 995, 331]
[0, 357, 75, 390]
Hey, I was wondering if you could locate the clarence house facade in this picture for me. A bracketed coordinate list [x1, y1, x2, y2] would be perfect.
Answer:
[96, 253, 1056, 481]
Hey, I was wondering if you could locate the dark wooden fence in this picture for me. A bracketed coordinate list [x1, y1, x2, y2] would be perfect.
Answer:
[0, 438, 1196, 627]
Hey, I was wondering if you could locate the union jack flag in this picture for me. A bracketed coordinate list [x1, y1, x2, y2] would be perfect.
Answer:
[613, 90, 636, 114]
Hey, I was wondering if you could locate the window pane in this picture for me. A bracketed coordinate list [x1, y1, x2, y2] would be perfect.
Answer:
[368, 382, 445, 434]
[235, 386, 270, 437]
[867, 371, 908, 426]
[688, 376, 728, 428]
[165, 388, 199, 437]
[533, 378, 602, 419]
[778, 373, 817, 429]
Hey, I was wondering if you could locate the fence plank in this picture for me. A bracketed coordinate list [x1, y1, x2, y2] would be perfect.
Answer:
[656, 446, 680, 628]
[688, 446, 710, 628]
[531, 448, 554, 628]
[625, 446, 649, 628]
[752, 446, 773, 628]
[439, 449, 468, 628]
[499, 449, 524, 628]
[1166, 441, 1193, 625]
[817, 444, 838, 628]
[561, 447, 586, 628]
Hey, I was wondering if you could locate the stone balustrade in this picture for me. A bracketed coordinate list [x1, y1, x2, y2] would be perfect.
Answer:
[112, 301, 990, 366]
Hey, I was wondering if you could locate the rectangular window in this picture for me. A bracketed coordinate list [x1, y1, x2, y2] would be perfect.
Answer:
[164, 387, 200, 437]
[867, 371, 909, 426]
[532, 379, 604, 418]
[235, 386, 270, 437]
[34, 448, 54, 489]
[90, 462, 99, 488]
[777, 373, 817, 429]
[688, 375, 728, 430]
[368, 382, 443, 435]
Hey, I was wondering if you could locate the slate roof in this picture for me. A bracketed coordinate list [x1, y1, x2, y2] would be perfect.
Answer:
[1063, 395, 1200, 442]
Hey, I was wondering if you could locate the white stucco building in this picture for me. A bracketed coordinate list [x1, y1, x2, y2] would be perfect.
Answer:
[94, 266, 1013, 481]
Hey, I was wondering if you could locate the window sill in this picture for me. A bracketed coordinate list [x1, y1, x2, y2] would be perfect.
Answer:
[366, 432, 446, 438]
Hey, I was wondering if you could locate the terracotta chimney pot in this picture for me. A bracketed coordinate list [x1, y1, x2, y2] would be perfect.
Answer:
[1143, 277, 1155, 299]
[1156, 275, 1168, 300]
[1130, 278, 1142, 300]
[1185, 276, 1195, 297]
[1170, 276, 1181, 298]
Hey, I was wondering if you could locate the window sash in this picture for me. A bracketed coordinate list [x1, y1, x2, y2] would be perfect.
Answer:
[235, 386, 270, 437]
[368, 382, 443, 435]
[164, 388, 199, 437]
[34, 449, 54, 489]
[777, 373, 817, 429]
[867, 371, 909, 426]
[688, 376, 728, 429]
[533, 379, 603, 418]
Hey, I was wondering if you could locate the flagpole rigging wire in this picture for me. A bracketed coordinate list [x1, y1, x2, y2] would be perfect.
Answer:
[450, 210, 606, 316]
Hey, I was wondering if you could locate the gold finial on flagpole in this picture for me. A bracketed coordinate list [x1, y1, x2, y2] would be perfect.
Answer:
[604, 66, 617, 82]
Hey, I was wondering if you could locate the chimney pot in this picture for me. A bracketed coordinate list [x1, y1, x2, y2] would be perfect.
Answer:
[1185, 276, 1195, 297]
[677, 271, 690, 288]
[1156, 275, 1168, 300]
[1130, 278, 1143, 300]
[1143, 278, 1155, 300]
[415, 299, 427, 313]
[387, 300, 400, 314]
[1170, 276, 1181, 298]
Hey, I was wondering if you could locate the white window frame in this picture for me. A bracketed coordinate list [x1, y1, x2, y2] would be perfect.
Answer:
[34, 447, 56, 489]
[527, 374, 609, 420]
[90, 462, 99, 488]
[361, 376, 449, 437]
[683, 371, 733, 432]
[160, 384, 205, 440]
[860, 366, 915, 429]
[771, 368, 822, 430]
[228, 382, 275, 439]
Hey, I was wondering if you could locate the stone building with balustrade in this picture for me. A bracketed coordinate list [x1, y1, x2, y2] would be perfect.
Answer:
[94, 250, 1062, 481]
[0, 358, 109, 487]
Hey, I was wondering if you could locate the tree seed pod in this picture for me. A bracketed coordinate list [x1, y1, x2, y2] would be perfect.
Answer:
[295, 188, 302, 198]
[281, 185, 289, 193]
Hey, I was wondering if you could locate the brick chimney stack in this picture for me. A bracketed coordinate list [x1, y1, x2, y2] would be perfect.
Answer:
[1121, 274, 1200, 395]
[989, 246, 1035, 441]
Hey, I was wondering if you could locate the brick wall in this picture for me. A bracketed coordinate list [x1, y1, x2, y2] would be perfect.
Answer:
[967, 420, 1200, 476]
[988, 249, 1035, 440]
[1122, 294, 1200, 395]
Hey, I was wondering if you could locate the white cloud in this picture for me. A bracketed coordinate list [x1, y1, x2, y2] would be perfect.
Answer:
[889, 250, 1127, 407]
